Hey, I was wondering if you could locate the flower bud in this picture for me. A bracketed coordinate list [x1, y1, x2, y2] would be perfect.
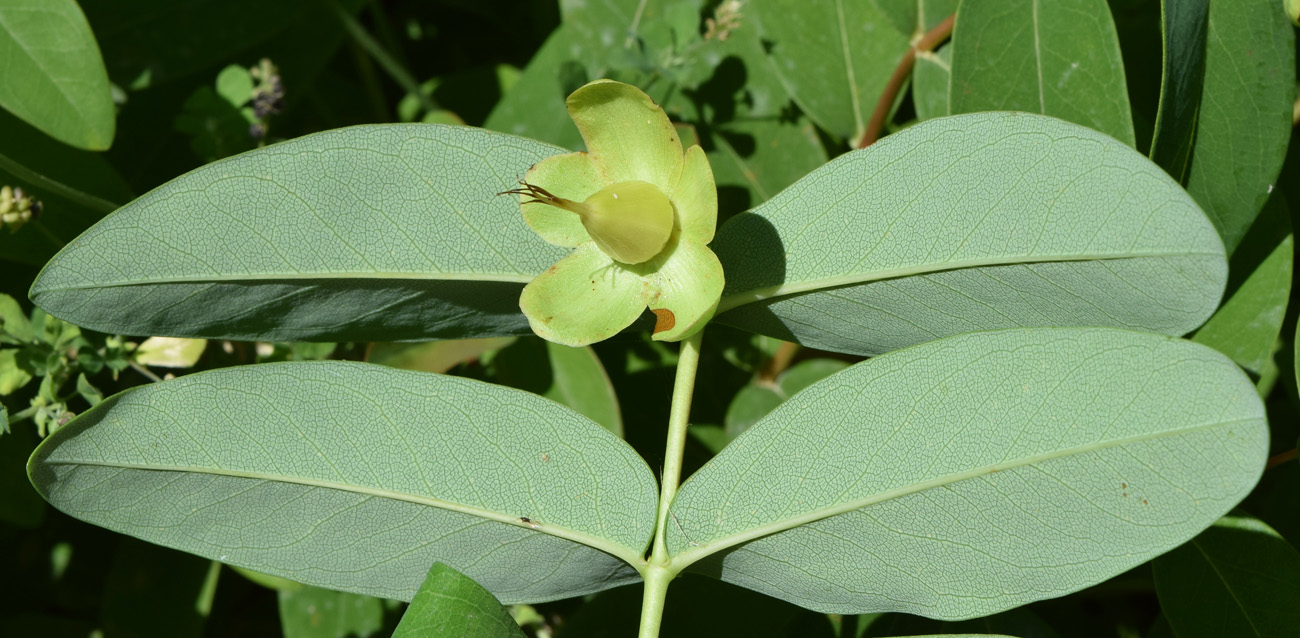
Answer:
[577, 181, 674, 264]
[506, 179, 674, 264]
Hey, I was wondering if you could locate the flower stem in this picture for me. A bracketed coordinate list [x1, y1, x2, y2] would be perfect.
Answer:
[637, 329, 704, 637]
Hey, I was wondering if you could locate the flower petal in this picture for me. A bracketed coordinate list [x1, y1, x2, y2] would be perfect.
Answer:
[520, 243, 647, 346]
[671, 144, 718, 244]
[566, 80, 684, 195]
[633, 237, 725, 342]
[519, 152, 604, 247]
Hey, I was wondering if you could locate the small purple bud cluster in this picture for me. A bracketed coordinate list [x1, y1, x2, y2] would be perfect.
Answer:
[248, 59, 285, 142]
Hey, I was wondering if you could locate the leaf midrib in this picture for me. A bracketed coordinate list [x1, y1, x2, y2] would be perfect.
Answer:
[717, 250, 1223, 312]
[39, 457, 647, 570]
[669, 416, 1260, 568]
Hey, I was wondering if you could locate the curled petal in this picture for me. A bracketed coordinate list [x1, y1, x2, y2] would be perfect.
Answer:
[671, 145, 718, 244]
[566, 80, 685, 195]
[519, 152, 603, 247]
[519, 243, 647, 346]
[633, 237, 725, 342]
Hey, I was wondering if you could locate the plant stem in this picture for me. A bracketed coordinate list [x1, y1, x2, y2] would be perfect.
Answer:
[0, 151, 120, 215]
[637, 330, 704, 637]
[855, 13, 955, 149]
[1266, 447, 1298, 469]
[332, 1, 437, 113]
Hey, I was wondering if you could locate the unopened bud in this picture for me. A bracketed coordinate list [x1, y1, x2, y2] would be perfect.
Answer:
[506, 180, 674, 264]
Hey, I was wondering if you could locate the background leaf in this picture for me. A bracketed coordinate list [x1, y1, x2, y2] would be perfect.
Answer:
[392, 562, 525, 638]
[1153, 514, 1300, 638]
[29, 124, 568, 342]
[724, 358, 849, 441]
[487, 337, 624, 439]
[749, 0, 911, 142]
[912, 44, 951, 122]
[1146, 0, 1208, 183]
[99, 539, 213, 637]
[948, 0, 1135, 147]
[1191, 194, 1292, 375]
[0, 108, 133, 271]
[668, 328, 1266, 619]
[712, 112, 1225, 356]
[28, 361, 657, 603]
[662, 14, 827, 220]
[1180, 0, 1295, 253]
[279, 584, 385, 638]
[483, 25, 584, 150]
[0, 0, 115, 150]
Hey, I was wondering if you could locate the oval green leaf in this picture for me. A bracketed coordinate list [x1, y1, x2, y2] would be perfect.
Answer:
[392, 563, 525, 638]
[750, 0, 911, 142]
[1147, 0, 1208, 184]
[1182, 0, 1295, 254]
[278, 585, 384, 638]
[667, 328, 1267, 619]
[27, 361, 657, 603]
[1153, 514, 1300, 638]
[948, 0, 1135, 146]
[0, 0, 114, 150]
[1192, 194, 1292, 375]
[712, 112, 1226, 356]
[29, 124, 569, 342]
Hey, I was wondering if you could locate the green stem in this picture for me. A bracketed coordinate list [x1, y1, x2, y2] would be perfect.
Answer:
[637, 330, 704, 637]
[332, 1, 437, 113]
[0, 151, 119, 215]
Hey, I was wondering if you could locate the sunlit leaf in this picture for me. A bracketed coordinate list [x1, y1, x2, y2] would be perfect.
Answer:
[29, 361, 657, 603]
[713, 112, 1225, 356]
[668, 328, 1266, 618]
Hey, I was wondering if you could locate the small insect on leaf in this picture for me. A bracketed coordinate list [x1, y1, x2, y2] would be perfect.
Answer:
[520, 517, 541, 530]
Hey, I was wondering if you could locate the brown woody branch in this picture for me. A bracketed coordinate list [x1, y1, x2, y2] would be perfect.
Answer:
[855, 14, 956, 149]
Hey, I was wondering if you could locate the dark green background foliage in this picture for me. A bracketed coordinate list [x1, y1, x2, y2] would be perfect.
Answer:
[1, 0, 1298, 636]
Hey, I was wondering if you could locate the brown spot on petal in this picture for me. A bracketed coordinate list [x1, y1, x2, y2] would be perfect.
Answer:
[652, 308, 676, 334]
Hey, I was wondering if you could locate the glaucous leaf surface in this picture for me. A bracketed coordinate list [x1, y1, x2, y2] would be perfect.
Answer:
[392, 563, 525, 638]
[1182, 0, 1295, 254]
[0, 0, 114, 150]
[29, 125, 569, 342]
[27, 362, 657, 603]
[1192, 195, 1292, 375]
[749, 0, 911, 141]
[1146, 0, 1207, 184]
[712, 112, 1226, 356]
[948, 0, 1135, 147]
[1153, 515, 1300, 638]
[279, 585, 384, 638]
[667, 328, 1267, 618]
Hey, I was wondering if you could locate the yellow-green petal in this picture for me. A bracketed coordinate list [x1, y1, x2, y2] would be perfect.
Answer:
[566, 80, 685, 195]
[634, 237, 725, 342]
[671, 144, 718, 244]
[520, 243, 647, 346]
[520, 152, 603, 247]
